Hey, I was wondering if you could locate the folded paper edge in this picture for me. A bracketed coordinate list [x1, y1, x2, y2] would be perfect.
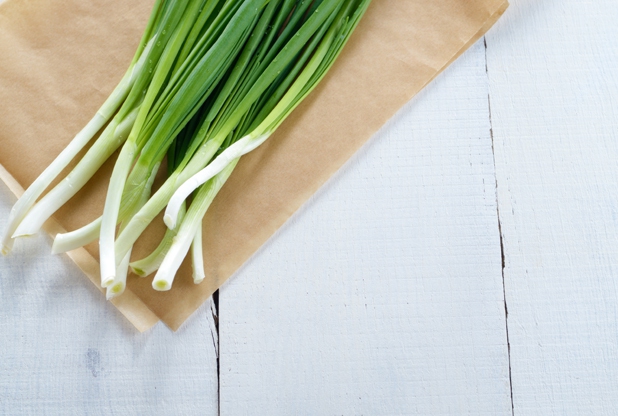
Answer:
[419, 1, 509, 94]
[0, 163, 160, 332]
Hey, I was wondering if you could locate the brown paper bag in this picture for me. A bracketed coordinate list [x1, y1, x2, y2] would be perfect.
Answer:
[0, 0, 508, 331]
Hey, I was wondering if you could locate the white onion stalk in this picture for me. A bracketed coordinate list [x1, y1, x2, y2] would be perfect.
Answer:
[12, 108, 139, 239]
[99, 152, 160, 287]
[106, 249, 132, 300]
[98, 143, 140, 287]
[191, 223, 205, 284]
[102, 160, 161, 293]
[51, 217, 101, 254]
[152, 160, 237, 291]
[164, 132, 269, 229]
[129, 202, 186, 277]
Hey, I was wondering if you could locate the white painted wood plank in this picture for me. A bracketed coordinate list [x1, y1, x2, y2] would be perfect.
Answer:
[486, 0, 618, 414]
[0, 186, 219, 415]
[219, 41, 511, 415]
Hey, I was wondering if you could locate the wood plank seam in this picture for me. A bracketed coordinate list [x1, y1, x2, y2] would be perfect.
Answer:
[485, 35, 515, 416]
[211, 294, 221, 416]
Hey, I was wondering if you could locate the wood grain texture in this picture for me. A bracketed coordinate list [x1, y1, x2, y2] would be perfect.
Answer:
[0, 187, 219, 415]
[218, 41, 512, 415]
[486, 0, 618, 414]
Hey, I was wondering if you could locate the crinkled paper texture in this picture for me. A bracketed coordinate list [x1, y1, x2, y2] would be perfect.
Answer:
[0, 0, 508, 331]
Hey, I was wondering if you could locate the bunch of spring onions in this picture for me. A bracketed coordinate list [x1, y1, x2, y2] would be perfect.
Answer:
[2, 0, 371, 299]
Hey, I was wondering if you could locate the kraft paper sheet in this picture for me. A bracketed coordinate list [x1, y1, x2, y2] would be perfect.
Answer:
[0, 0, 508, 331]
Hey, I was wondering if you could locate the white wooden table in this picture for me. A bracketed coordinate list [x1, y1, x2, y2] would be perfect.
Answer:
[2, 0, 617, 414]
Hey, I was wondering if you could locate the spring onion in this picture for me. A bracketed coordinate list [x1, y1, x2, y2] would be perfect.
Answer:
[4, 0, 372, 297]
